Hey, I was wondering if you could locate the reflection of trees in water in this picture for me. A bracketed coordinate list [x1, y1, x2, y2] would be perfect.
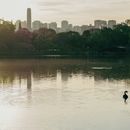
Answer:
[0, 59, 130, 87]
[92, 65, 130, 81]
[0, 71, 15, 87]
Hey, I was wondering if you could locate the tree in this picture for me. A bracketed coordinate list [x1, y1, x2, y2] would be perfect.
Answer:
[0, 21, 15, 51]
[32, 28, 56, 51]
[55, 31, 82, 53]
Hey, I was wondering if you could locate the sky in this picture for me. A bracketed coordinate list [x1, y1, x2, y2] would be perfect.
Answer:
[0, 0, 130, 26]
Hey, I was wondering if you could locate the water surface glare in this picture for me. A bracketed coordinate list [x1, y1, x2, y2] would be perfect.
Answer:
[0, 59, 130, 130]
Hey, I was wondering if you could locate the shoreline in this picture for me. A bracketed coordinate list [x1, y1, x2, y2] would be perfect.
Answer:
[0, 54, 128, 59]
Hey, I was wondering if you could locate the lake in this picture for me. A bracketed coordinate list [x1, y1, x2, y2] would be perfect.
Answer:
[0, 59, 130, 130]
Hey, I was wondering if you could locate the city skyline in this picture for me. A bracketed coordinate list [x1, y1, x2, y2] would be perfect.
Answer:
[15, 9, 117, 30]
[15, 9, 128, 34]
[15, 14, 117, 34]
[0, 0, 130, 25]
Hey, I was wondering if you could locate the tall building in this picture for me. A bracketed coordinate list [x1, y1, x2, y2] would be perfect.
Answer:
[94, 20, 107, 29]
[27, 8, 32, 31]
[61, 20, 69, 32]
[108, 20, 116, 29]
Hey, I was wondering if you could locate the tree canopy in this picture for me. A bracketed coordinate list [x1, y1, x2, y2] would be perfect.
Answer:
[0, 21, 130, 57]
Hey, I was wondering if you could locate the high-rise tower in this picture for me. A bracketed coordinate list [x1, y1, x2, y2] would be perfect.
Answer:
[27, 8, 32, 31]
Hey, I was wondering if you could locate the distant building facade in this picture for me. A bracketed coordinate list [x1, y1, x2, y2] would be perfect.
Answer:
[21, 21, 27, 28]
[73, 26, 82, 34]
[94, 20, 107, 29]
[41, 23, 48, 28]
[61, 20, 69, 32]
[68, 24, 73, 31]
[32, 20, 42, 31]
[49, 22, 57, 32]
[125, 19, 130, 26]
[15, 20, 27, 31]
[108, 20, 116, 29]
[81, 25, 89, 34]
[15, 20, 21, 31]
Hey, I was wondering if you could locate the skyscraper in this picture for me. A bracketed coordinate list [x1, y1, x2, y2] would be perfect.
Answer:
[27, 8, 32, 31]
[61, 20, 69, 32]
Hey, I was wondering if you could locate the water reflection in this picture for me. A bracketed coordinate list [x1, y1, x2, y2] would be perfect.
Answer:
[0, 59, 130, 86]
[0, 59, 130, 130]
[0, 59, 130, 107]
[27, 72, 32, 90]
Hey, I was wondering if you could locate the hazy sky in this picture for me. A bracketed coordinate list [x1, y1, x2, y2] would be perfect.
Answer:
[0, 0, 130, 25]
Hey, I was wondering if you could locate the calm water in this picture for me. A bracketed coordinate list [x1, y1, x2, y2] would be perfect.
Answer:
[0, 59, 130, 130]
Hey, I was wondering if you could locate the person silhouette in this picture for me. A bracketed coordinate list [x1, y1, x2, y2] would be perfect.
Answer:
[123, 91, 128, 103]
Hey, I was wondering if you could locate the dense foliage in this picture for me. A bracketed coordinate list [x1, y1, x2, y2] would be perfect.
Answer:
[0, 21, 130, 57]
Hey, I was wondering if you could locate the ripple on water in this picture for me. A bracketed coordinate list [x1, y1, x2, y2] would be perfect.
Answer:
[0, 88, 31, 107]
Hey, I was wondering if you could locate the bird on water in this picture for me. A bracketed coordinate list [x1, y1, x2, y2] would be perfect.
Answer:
[123, 91, 128, 102]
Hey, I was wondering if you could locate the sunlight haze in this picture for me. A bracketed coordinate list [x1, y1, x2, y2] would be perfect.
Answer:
[0, 0, 130, 25]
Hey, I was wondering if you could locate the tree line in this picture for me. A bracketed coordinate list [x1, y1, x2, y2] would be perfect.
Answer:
[0, 21, 130, 57]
